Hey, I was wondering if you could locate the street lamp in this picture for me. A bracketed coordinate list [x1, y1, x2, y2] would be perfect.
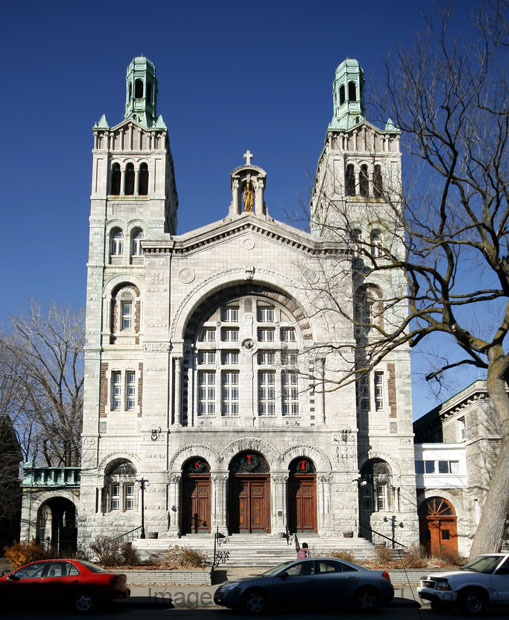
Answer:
[136, 477, 149, 539]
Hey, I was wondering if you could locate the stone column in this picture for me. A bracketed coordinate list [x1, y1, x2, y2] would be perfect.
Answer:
[254, 179, 264, 215]
[211, 473, 229, 534]
[167, 474, 181, 535]
[173, 356, 182, 426]
[231, 179, 240, 216]
[271, 473, 288, 533]
[318, 474, 332, 531]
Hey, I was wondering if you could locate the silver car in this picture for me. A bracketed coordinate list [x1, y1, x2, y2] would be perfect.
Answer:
[214, 557, 394, 614]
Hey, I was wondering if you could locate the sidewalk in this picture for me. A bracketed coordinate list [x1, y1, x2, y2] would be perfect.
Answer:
[120, 584, 422, 610]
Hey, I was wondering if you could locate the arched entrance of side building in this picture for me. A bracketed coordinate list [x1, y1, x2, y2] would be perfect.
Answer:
[36, 497, 77, 553]
[181, 458, 211, 534]
[287, 457, 317, 533]
[229, 451, 270, 533]
[419, 496, 458, 557]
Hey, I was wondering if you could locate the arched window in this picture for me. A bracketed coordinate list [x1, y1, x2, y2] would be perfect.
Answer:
[111, 163, 121, 195]
[373, 165, 383, 198]
[110, 284, 141, 342]
[339, 84, 345, 105]
[104, 460, 137, 513]
[355, 284, 383, 338]
[110, 228, 124, 260]
[360, 459, 393, 512]
[187, 294, 304, 423]
[138, 163, 149, 195]
[134, 79, 143, 99]
[131, 229, 143, 258]
[359, 164, 369, 197]
[124, 163, 135, 195]
[348, 81, 357, 101]
[346, 164, 355, 196]
[370, 229, 383, 257]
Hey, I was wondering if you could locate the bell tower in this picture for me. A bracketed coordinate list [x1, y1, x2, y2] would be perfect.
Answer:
[124, 56, 158, 127]
[328, 58, 365, 131]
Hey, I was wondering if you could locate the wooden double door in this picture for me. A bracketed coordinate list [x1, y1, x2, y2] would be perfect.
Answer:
[181, 475, 211, 533]
[288, 475, 317, 533]
[229, 475, 270, 533]
[419, 497, 458, 556]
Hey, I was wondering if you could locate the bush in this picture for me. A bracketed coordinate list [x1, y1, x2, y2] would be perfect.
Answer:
[374, 544, 394, 564]
[159, 545, 209, 569]
[330, 549, 355, 562]
[89, 536, 140, 567]
[399, 545, 428, 569]
[4, 540, 54, 568]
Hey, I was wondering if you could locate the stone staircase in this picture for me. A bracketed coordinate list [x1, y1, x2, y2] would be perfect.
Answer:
[133, 532, 379, 569]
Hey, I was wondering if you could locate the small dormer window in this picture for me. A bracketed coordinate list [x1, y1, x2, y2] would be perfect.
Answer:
[135, 79, 143, 99]
[348, 81, 357, 101]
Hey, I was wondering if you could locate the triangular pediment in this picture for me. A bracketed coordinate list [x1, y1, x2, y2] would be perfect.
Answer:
[143, 213, 346, 256]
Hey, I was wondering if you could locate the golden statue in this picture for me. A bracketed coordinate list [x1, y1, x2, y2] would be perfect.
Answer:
[243, 181, 254, 212]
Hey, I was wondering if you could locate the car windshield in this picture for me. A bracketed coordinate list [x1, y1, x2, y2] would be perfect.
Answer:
[77, 560, 107, 573]
[261, 562, 293, 577]
[461, 555, 503, 574]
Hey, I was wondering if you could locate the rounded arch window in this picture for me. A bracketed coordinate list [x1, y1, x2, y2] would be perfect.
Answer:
[110, 228, 124, 258]
[111, 163, 121, 195]
[360, 458, 393, 512]
[229, 451, 270, 474]
[138, 163, 149, 195]
[104, 459, 137, 513]
[186, 291, 306, 423]
[418, 496, 455, 517]
[111, 283, 140, 338]
[348, 81, 357, 101]
[134, 79, 143, 99]
[124, 163, 135, 195]
[346, 164, 355, 196]
[131, 228, 143, 257]
[339, 84, 345, 105]
[359, 164, 369, 197]
[289, 457, 316, 474]
[183, 457, 210, 474]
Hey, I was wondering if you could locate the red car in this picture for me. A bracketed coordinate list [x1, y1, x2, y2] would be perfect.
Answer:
[0, 558, 130, 612]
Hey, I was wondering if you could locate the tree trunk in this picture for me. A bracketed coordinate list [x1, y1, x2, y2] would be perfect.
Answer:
[469, 347, 509, 557]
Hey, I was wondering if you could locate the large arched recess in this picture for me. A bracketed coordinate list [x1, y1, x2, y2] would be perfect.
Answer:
[183, 281, 313, 341]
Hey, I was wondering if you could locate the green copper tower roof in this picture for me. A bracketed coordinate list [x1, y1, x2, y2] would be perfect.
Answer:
[124, 56, 159, 128]
[328, 59, 365, 131]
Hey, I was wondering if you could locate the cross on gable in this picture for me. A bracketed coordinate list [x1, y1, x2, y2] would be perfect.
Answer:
[243, 150, 253, 166]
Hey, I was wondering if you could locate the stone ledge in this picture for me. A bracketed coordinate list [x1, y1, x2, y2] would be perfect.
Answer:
[118, 568, 212, 586]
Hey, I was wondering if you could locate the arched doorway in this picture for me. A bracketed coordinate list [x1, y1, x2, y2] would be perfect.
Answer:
[419, 496, 458, 556]
[288, 457, 317, 533]
[181, 458, 211, 534]
[229, 451, 270, 533]
[36, 497, 77, 553]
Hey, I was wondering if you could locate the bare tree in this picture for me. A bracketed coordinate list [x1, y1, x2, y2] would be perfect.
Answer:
[307, 1, 508, 555]
[0, 301, 85, 467]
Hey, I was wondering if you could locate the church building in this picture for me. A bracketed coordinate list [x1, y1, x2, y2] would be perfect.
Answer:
[77, 56, 418, 547]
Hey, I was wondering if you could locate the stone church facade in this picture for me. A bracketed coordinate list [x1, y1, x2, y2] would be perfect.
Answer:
[77, 57, 418, 546]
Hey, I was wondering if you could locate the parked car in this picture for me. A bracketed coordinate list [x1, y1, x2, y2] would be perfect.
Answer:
[417, 553, 509, 615]
[0, 558, 130, 612]
[214, 557, 394, 614]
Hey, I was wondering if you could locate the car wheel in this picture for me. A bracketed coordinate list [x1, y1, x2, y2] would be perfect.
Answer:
[74, 591, 95, 613]
[353, 587, 379, 613]
[457, 588, 487, 615]
[241, 588, 269, 615]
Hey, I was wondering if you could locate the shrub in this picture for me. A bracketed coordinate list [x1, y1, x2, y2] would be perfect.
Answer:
[4, 540, 54, 568]
[399, 545, 428, 569]
[374, 544, 394, 564]
[89, 536, 140, 566]
[330, 549, 355, 562]
[159, 545, 209, 569]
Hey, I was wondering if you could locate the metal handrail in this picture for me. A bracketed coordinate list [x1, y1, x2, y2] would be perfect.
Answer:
[110, 525, 143, 543]
[358, 523, 407, 549]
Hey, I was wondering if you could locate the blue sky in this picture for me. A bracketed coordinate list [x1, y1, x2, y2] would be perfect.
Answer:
[1, 0, 484, 418]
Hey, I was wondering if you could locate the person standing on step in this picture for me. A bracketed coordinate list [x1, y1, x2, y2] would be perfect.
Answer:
[297, 542, 309, 559]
